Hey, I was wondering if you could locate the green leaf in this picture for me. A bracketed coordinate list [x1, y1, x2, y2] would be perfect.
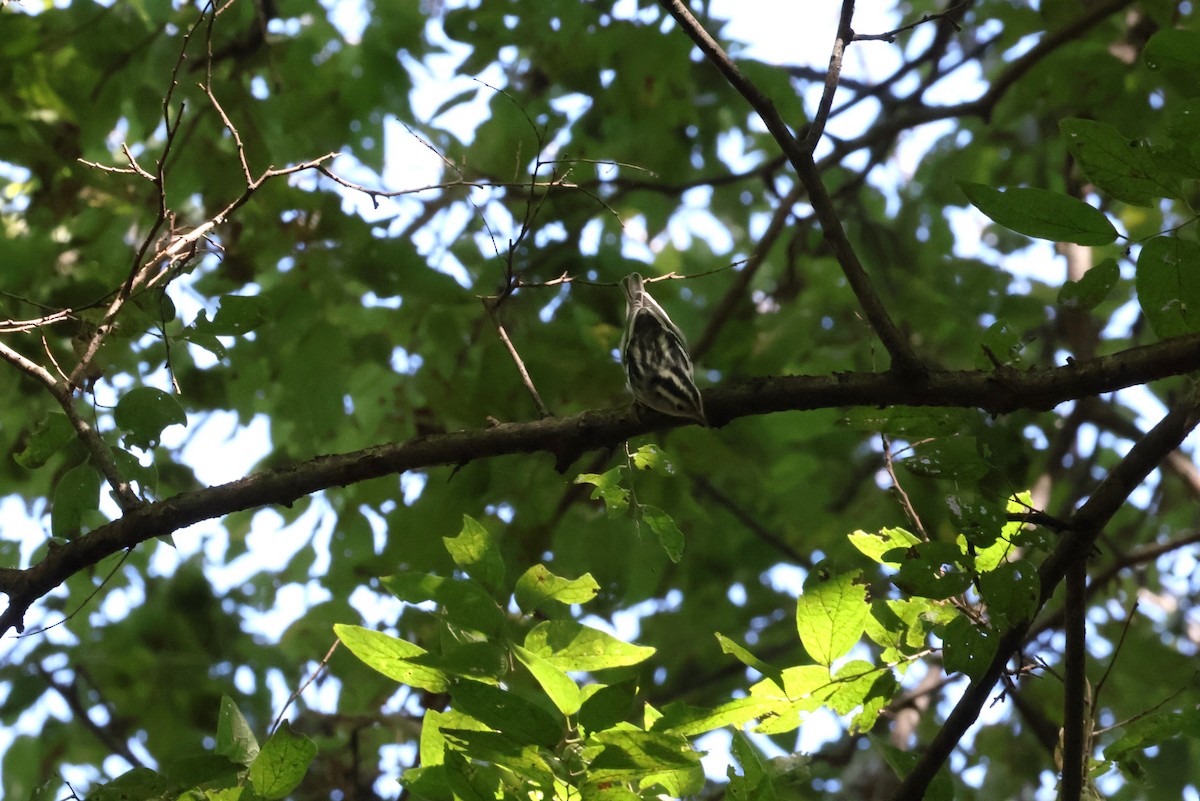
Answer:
[653, 696, 775, 737]
[728, 730, 777, 801]
[1059, 118, 1181, 206]
[586, 729, 703, 786]
[180, 311, 228, 359]
[203, 294, 272, 335]
[1164, 98, 1200, 178]
[749, 666, 839, 734]
[1136, 236, 1200, 338]
[1058, 258, 1120, 311]
[715, 632, 783, 686]
[421, 707, 488, 768]
[976, 560, 1040, 630]
[795, 571, 869, 666]
[448, 679, 564, 748]
[873, 737, 955, 801]
[248, 722, 317, 800]
[839, 406, 978, 438]
[443, 515, 506, 594]
[86, 769, 179, 801]
[630, 444, 675, 474]
[113, 386, 187, 450]
[1144, 28, 1200, 71]
[13, 412, 75, 469]
[399, 764, 452, 801]
[892, 541, 973, 600]
[215, 695, 259, 767]
[511, 643, 582, 716]
[574, 467, 629, 515]
[865, 598, 922, 656]
[1105, 708, 1200, 763]
[163, 754, 243, 788]
[938, 616, 999, 681]
[578, 681, 638, 734]
[444, 750, 504, 801]
[848, 527, 921, 565]
[405, 641, 508, 681]
[524, 620, 656, 671]
[903, 436, 989, 481]
[958, 182, 1118, 245]
[440, 728, 557, 788]
[641, 504, 684, 562]
[333, 624, 450, 692]
[379, 572, 507, 635]
[976, 319, 1025, 369]
[51, 463, 102, 538]
[827, 661, 894, 731]
[514, 564, 600, 613]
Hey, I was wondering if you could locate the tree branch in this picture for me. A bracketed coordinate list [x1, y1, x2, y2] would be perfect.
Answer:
[836, 0, 1136, 160]
[656, 0, 924, 375]
[4, 333, 1200, 636]
[0, 342, 142, 511]
[1060, 559, 1088, 801]
[890, 390, 1200, 801]
[804, 0, 856, 151]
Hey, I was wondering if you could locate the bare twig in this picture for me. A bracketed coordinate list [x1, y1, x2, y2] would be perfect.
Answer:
[270, 640, 340, 735]
[482, 298, 552, 418]
[1092, 600, 1137, 715]
[67, 4, 203, 390]
[853, 1, 968, 43]
[656, 0, 924, 375]
[882, 435, 928, 540]
[836, 0, 1135, 160]
[0, 342, 141, 511]
[804, 0, 856, 152]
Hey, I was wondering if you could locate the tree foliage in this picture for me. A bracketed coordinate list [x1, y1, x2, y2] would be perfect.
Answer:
[2, 1, 1200, 800]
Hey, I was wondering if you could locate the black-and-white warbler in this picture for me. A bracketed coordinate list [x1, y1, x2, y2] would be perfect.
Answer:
[620, 272, 708, 426]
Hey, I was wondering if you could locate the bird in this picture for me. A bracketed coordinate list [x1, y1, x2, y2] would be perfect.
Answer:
[619, 272, 707, 426]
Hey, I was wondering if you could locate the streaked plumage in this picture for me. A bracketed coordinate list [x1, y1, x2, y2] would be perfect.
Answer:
[619, 273, 707, 425]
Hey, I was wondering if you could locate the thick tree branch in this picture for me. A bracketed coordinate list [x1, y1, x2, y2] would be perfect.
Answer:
[657, 0, 923, 375]
[1061, 559, 1088, 801]
[890, 391, 1200, 801]
[4, 334, 1200, 637]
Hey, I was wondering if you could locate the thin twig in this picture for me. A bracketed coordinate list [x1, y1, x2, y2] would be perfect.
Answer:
[17, 548, 135, 637]
[882, 434, 928, 540]
[804, 0, 855, 152]
[853, 0, 968, 43]
[656, 0, 924, 375]
[0, 342, 141, 510]
[482, 298, 552, 418]
[270, 639, 340, 735]
[1092, 599, 1137, 715]
[67, 5, 204, 390]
